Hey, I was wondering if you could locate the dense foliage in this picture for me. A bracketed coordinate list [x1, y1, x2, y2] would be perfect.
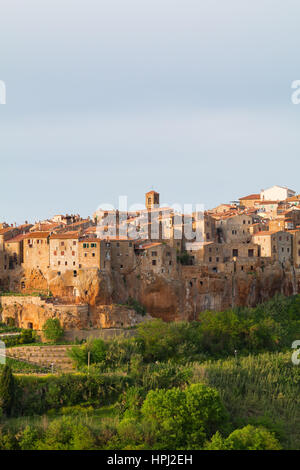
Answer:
[42, 319, 64, 343]
[0, 294, 300, 450]
[2, 330, 36, 348]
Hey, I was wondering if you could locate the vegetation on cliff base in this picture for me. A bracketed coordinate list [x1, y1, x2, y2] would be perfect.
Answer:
[0, 293, 300, 450]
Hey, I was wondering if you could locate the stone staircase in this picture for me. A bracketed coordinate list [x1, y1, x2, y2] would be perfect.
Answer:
[6, 345, 76, 372]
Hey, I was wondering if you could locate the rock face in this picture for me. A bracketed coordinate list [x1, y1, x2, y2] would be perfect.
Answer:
[2, 262, 300, 329]
[0, 296, 150, 330]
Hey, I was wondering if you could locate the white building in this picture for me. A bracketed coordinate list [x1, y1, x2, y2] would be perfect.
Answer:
[260, 186, 295, 202]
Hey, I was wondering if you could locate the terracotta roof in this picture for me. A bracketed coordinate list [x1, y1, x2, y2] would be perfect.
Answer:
[25, 231, 50, 239]
[79, 238, 100, 243]
[145, 190, 159, 195]
[239, 194, 260, 200]
[30, 223, 60, 231]
[0, 227, 16, 235]
[50, 231, 79, 240]
[5, 234, 27, 243]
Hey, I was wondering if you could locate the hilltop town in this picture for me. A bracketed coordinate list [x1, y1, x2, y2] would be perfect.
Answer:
[1, 185, 300, 331]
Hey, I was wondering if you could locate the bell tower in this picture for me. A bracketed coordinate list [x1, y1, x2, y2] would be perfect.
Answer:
[145, 190, 160, 210]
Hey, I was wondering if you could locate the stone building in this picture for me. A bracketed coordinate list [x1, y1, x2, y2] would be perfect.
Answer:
[253, 231, 292, 264]
[260, 185, 295, 201]
[145, 190, 160, 210]
[108, 237, 136, 273]
[135, 241, 177, 275]
[239, 194, 260, 209]
[192, 212, 216, 243]
[288, 230, 300, 269]
[215, 214, 255, 243]
[23, 232, 51, 271]
[4, 234, 27, 270]
[185, 241, 223, 273]
[78, 238, 111, 271]
[49, 232, 80, 274]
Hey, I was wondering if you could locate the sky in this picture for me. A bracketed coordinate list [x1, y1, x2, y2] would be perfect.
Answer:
[0, 0, 300, 224]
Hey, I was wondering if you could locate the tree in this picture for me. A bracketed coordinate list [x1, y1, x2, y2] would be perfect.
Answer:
[0, 365, 15, 416]
[42, 318, 64, 343]
[204, 425, 282, 450]
[141, 383, 228, 448]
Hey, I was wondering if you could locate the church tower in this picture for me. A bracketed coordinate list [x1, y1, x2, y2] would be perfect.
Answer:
[145, 190, 160, 210]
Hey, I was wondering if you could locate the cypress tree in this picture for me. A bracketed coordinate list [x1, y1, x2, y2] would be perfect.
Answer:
[0, 365, 15, 416]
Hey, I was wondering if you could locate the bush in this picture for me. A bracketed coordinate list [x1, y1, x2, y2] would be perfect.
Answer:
[68, 338, 107, 369]
[2, 329, 36, 348]
[35, 417, 96, 450]
[141, 383, 228, 449]
[42, 318, 64, 343]
[205, 425, 282, 450]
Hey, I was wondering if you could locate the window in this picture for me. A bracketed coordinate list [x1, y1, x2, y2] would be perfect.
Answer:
[248, 249, 254, 258]
[73, 261, 76, 266]
[209, 257, 212, 262]
[61, 241, 64, 246]
[152, 260, 157, 266]
[73, 270, 77, 277]
[73, 241, 76, 245]
[151, 251, 157, 256]
[54, 251, 57, 256]
[232, 249, 239, 257]
[65, 261, 67, 266]
[57, 271, 61, 276]
[92, 253, 95, 257]
[58, 261, 61, 266]
[216, 257, 219, 262]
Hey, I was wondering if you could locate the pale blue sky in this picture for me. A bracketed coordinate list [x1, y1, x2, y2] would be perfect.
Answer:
[0, 0, 300, 223]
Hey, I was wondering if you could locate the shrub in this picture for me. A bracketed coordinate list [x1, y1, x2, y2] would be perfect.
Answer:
[141, 383, 228, 449]
[205, 425, 282, 450]
[42, 318, 64, 343]
[68, 338, 107, 369]
[35, 416, 96, 450]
